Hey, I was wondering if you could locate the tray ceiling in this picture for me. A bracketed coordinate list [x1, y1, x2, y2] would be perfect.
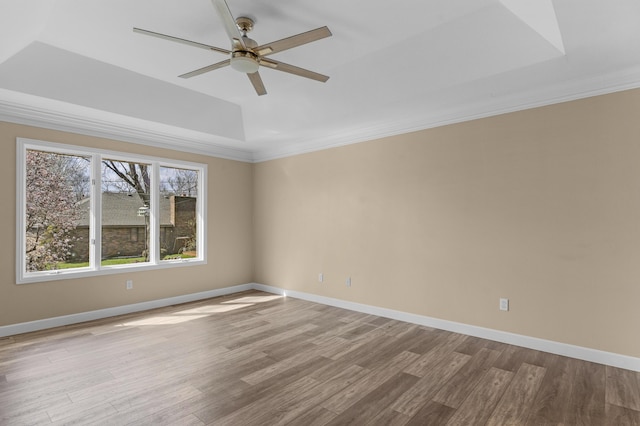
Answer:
[1, 0, 639, 162]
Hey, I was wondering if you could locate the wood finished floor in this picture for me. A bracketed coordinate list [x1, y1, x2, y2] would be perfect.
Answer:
[1, 290, 639, 425]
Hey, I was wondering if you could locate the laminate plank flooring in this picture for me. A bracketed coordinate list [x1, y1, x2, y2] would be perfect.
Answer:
[0, 290, 639, 425]
[485, 363, 546, 425]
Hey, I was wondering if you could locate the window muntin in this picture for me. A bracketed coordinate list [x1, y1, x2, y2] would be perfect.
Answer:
[17, 138, 206, 284]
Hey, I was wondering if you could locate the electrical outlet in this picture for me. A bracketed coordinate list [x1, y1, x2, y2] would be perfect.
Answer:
[318, 273, 323, 283]
[499, 298, 509, 311]
[126, 280, 133, 290]
[346, 277, 351, 287]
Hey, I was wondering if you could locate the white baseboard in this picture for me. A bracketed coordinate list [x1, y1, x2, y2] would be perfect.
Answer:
[0, 283, 253, 338]
[253, 284, 640, 372]
[2, 282, 639, 372]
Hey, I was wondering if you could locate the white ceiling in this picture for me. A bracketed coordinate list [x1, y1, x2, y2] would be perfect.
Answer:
[1, 0, 640, 162]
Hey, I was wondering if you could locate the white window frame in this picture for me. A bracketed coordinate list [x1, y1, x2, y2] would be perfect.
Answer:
[16, 138, 207, 284]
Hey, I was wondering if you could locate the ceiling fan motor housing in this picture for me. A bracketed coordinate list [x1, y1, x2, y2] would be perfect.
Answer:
[230, 22, 259, 74]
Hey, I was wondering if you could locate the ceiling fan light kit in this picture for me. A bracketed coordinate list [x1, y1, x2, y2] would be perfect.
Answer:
[230, 51, 259, 73]
[133, 0, 332, 95]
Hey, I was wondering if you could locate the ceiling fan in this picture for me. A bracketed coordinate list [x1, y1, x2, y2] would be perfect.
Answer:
[133, 0, 332, 96]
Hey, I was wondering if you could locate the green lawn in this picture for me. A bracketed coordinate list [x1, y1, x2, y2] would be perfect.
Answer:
[57, 257, 146, 269]
[57, 254, 195, 269]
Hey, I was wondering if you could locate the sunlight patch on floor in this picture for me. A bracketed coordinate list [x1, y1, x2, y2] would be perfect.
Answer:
[120, 315, 209, 326]
[223, 295, 282, 304]
[116, 293, 284, 326]
[178, 304, 250, 314]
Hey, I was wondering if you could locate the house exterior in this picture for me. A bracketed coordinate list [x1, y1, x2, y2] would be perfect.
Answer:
[72, 193, 196, 261]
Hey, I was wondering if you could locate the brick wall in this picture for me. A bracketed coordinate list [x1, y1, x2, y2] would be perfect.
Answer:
[170, 196, 197, 253]
[69, 196, 196, 261]
[101, 227, 147, 258]
[70, 227, 90, 262]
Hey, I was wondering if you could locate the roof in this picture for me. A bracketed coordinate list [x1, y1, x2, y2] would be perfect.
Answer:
[76, 192, 173, 227]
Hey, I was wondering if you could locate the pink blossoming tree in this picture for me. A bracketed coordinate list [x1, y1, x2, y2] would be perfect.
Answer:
[25, 150, 81, 271]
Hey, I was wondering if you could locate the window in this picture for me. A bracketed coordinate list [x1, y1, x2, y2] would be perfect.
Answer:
[17, 138, 207, 283]
[101, 158, 152, 266]
[23, 149, 91, 272]
[160, 166, 199, 261]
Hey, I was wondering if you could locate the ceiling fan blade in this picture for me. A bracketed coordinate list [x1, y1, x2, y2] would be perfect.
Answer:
[133, 27, 230, 55]
[254, 26, 332, 56]
[260, 58, 329, 83]
[179, 59, 231, 78]
[211, 0, 246, 50]
[247, 71, 267, 96]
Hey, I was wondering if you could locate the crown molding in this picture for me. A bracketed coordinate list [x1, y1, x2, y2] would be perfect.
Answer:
[3, 66, 640, 164]
[0, 90, 254, 163]
[251, 66, 640, 162]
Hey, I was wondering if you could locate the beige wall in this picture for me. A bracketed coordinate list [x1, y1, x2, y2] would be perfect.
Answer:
[0, 122, 253, 326]
[4, 89, 640, 359]
[253, 89, 640, 358]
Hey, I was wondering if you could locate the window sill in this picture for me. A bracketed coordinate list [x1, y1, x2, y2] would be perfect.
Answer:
[16, 258, 207, 285]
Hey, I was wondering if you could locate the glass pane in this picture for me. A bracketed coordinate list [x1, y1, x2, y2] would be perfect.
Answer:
[159, 166, 198, 261]
[25, 149, 91, 271]
[101, 159, 151, 266]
